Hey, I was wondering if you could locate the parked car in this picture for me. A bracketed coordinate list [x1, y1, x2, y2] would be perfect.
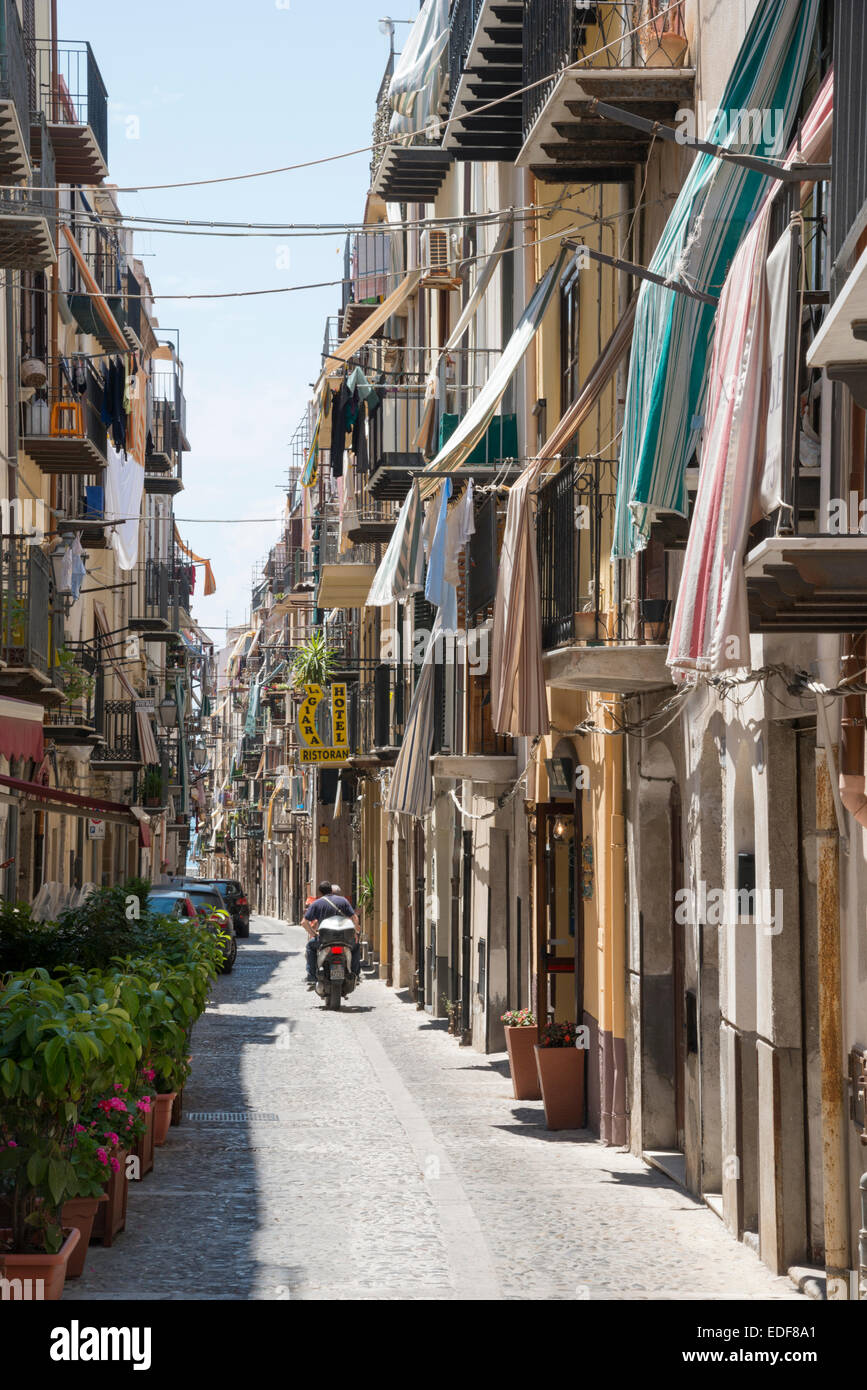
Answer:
[202, 878, 250, 938]
[146, 885, 237, 974]
[172, 877, 250, 940]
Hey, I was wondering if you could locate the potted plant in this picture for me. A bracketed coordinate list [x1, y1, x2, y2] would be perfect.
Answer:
[141, 764, 163, 808]
[441, 996, 460, 1036]
[639, 597, 672, 643]
[534, 1020, 586, 1130]
[356, 871, 375, 953]
[291, 630, 340, 690]
[501, 1008, 541, 1100]
[0, 971, 140, 1298]
[638, 0, 688, 67]
[55, 647, 96, 705]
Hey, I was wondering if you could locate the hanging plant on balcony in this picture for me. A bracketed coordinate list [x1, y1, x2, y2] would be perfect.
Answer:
[56, 647, 95, 705]
[290, 631, 339, 690]
[1, 592, 28, 647]
[141, 765, 163, 807]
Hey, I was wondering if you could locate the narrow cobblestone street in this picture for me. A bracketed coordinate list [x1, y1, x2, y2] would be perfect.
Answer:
[65, 919, 804, 1302]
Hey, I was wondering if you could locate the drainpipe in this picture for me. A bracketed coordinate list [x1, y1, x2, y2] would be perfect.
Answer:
[815, 732, 851, 1298]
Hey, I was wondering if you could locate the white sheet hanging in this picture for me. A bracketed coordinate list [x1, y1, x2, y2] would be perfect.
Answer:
[103, 442, 144, 570]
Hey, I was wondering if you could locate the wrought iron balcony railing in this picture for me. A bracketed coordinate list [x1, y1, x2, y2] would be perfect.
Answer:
[20, 376, 108, 474]
[90, 699, 142, 769]
[33, 40, 108, 183]
[0, 538, 64, 697]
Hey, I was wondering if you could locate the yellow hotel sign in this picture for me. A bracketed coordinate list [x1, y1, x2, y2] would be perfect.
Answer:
[297, 682, 349, 765]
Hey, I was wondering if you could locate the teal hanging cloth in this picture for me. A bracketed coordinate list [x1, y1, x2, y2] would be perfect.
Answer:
[612, 0, 820, 558]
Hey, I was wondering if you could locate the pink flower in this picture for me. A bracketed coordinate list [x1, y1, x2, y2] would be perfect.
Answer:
[96, 1148, 108, 1165]
[113, 1083, 127, 1093]
[7, 1140, 17, 1148]
[137, 1098, 151, 1113]
[104, 1132, 120, 1146]
[74, 1124, 86, 1133]
[109, 1156, 120, 1173]
[109, 1098, 128, 1112]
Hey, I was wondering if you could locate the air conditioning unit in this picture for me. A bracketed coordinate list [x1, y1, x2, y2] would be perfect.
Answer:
[421, 228, 461, 287]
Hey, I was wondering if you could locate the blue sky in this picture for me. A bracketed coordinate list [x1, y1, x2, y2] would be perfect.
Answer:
[66, 0, 410, 642]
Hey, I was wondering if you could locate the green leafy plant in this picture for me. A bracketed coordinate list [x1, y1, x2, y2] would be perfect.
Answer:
[290, 630, 339, 690]
[0, 970, 142, 1254]
[141, 765, 163, 804]
[0, 592, 27, 646]
[55, 647, 95, 705]
[356, 871, 375, 921]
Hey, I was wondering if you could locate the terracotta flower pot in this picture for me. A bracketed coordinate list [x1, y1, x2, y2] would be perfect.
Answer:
[504, 1025, 542, 1100]
[132, 1104, 155, 1176]
[154, 1092, 177, 1146]
[90, 1150, 129, 1247]
[535, 1044, 585, 1130]
[60, 1196, 106, 1278]
[0, 1226, 80, 1300]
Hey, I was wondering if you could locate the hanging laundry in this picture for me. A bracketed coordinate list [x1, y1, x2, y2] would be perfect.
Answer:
[329, 378, 352, 479]
[425, 479, 458, 629]
[69, 535, 87, 601]
[444, 477, 475, 586]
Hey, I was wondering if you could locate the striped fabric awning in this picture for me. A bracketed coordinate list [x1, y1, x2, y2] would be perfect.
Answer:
[388, 0, 449, 143]
[366, 481, 424, 607]
[419, 249, 568, 499]
[667, 72, 833, 681]
[612, 0, 821, 558]
[386, 620, 441, 820]
[491, 300, 637, 737]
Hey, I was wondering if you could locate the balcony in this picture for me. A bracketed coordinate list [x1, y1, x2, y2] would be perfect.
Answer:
[370, 52, 451, 203]
[130, 558, 171, 638]
[341, 230, 393, 336]
[430, 650, 514, 767]
[33, 40, 108, 184]
[536, 457, 672, 692]
[21, 379, 108, 475]
[63, 482, 110, 550]
[43, 703, 101, 747]
[0, 0, 30, 181]
[446, 0, 524, 162]
[0, 112, 59, 273]
[0, 540, 65, 703]
[348, 663, 413, 764]
[519, 1, 694, 182]
[90, 700, 143, 771]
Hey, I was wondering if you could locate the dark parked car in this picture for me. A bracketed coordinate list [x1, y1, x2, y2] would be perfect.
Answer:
[147, 885, 237, 974]
[173, 876, 250, 939]
[207, 879, 250, 938]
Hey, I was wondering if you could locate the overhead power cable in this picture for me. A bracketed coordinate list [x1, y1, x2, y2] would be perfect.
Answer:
[0, 1, 715, 198]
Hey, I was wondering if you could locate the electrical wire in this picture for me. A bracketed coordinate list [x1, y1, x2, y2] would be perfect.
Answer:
[0, 0, 694, 197]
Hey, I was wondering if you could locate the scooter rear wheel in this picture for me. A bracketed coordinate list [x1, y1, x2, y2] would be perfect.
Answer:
[329, 979, 342, 1011]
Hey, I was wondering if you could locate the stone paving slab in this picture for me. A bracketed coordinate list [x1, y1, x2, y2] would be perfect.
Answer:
[64, 917, 803, 1302]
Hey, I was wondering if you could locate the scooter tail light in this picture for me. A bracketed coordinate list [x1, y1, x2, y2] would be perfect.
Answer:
[330, 944, 344, 955]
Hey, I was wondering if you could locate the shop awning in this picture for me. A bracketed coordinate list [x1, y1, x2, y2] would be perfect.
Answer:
[320, 269, 422, 381]
[0, 697, 44, 764]
[419, 249, 568, 499]
[386, 617, 442, 820]
[130, 805, 152, 847]
[612, 0, 821, 558]
[0, 774, 142, 830]
[490, 296, 637, 737]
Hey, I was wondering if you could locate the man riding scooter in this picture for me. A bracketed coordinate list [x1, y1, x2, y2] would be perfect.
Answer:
[303, 881, 362, 990]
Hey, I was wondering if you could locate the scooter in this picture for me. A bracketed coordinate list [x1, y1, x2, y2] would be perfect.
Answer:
[315, 920, 359, 1010]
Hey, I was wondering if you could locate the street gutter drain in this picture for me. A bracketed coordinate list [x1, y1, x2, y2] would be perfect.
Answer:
[186, 1112, 280, 1122]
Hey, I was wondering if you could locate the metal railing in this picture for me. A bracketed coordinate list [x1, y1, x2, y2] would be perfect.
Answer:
[349, 662, 414, 754]
[535, 457, 648, 647]
[0, 538, 63, 682]
[28, 112, 56, 243]
[20, 375, 108, 461]
[90, 699, 141, 766]
[0, 0, 31, 145]
[342, 229, 393, 316]
[370, 51, 395, 181]
[33, 39, 108, 164]
[430, 653, 512, 758]
[448, 0, 485, 111]
[523, 1, 687, 135]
